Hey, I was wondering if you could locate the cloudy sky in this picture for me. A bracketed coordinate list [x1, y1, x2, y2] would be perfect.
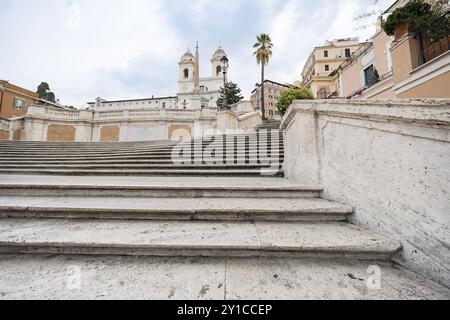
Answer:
[0, 0, 395, 107]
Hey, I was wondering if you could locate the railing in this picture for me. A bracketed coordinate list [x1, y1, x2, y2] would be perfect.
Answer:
[128, 109, 160, 118]
[96, 111, 125, 119]
[25, 105, 219, 123]
[418, 12, 450, 66]
[0, 118, 10, 131]
[94, 108, 217, 121]
[340, 42, 374, 71]
[45, 108, 80, 118]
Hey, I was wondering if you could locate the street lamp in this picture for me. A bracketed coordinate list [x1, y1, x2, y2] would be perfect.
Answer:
[220, 56, 229, 110]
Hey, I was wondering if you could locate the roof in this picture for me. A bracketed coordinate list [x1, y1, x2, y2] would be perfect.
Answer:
[180, 49, 195, 63]
[87, 96, 178, 104]
[0, 80, 39, 98]
[212, 47, 227, 58]
[251, 80, 292, 93]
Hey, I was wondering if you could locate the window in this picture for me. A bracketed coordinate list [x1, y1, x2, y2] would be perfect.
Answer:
[325, 65, 330, 72]
[162, 102, 166, 109]
[324, 50, 328, 58]
[184, 68, 189, 79]
[13, 97, 27, 110]
[364, 65, 376, 87]
[345, 48, 351, 57]
[216, 66, 222, 76]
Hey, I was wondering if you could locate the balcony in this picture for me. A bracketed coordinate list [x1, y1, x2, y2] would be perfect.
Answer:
[417, 12, 450, 66]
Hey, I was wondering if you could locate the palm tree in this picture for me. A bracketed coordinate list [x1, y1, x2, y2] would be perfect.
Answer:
[253, 34, 273, 120]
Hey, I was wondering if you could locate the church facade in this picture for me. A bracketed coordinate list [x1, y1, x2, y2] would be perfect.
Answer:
[177, 46, 227, 109]
[88, 45, 228, 111]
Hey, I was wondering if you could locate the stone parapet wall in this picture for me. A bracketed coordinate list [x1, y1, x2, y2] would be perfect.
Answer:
[3, 104, 254, 142]
[281, 99, 450, 287]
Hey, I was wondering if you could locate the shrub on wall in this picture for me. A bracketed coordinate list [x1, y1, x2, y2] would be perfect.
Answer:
[277, 88, 314, 117]
[382, 0, 449, 40]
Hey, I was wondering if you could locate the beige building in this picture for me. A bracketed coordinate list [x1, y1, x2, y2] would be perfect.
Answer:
[250, 80, 291, 120]
[300, 38, 364, 98]
[339, 0, 450, 99]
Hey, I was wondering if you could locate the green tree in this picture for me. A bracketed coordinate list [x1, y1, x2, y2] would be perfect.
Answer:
[382, 0, 449, 40]
[37, 82, 56, 103]
[277, 88, 314, 117]
[216, 81, 244, 108]
[253, 34, 273, 120]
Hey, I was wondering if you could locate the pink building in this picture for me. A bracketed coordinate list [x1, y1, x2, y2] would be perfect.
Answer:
[338, 0, 450, 100]
[338, 28, 395, 99]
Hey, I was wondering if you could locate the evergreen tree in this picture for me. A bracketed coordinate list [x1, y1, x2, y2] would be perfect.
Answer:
[216, 81, 244, 108]
[37, 82, 56, 103]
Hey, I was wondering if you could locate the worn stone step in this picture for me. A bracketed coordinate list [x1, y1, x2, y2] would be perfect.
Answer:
[0, 156, 285, 163]
[0, 175, 318, 198]
[0, 197, 353, 222]
[0, 148, 284, 157]
[0, 156, 284, 163]
[0, 133, 282, 147]
[0, 219, 402, 259]
[0, 158, 285, 165]
[0, 139, 283, 150]
[1, 255, 447, 300]
[0, 142, 284, 152]
[0, 168, 284, 177]
[0, 163, 283, 170]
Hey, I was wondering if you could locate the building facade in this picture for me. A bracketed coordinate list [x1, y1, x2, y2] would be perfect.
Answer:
[338, 31, 395, 99]
[88, 96, 179, 111]
[0, 80, 42, 120]
[338, 0, 450, 99]
[300, 38, 364, 98]
[250, 80, 292, 120]
[177, 46, 227, 110]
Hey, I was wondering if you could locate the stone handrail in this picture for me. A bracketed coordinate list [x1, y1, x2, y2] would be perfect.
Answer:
[23, 105, 219, 123]
[45, 108, 80, 118]
[0, 118, 10, 131]
[281, 99, 450, 131]
[93, 108, 219, 121]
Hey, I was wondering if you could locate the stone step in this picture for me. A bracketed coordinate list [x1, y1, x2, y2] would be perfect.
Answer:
[1, 255, 447, 300]
[0, 168, 284, 177]
[0, 133, 283, 147]
[0, 156, 285, 162]
[0, 158, 285, 165]
[0, 142, 284, 152]
[0, 147, 284, 156]
[0, 154, 284, 162]
[0, 219, 402, 259]
[0, 139, 283, 150]
[0, 175, 318, 198]
[0, 196, 353, 222]
[0, 163, 282, 170]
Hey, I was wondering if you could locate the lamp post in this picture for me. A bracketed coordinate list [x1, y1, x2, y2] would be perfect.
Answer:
[220, 56, 229, 110]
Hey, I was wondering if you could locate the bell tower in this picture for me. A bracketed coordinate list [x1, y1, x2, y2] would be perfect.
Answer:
[178, 49, 195, 94]
[211, 47, 227, 78]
